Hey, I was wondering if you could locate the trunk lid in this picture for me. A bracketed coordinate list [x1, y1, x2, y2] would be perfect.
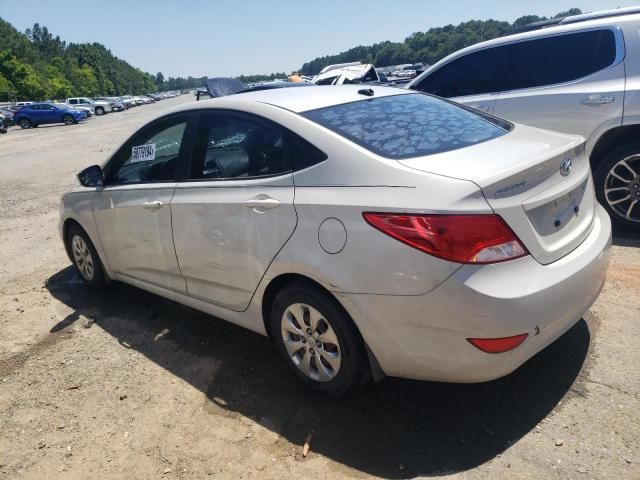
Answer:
[398, 124, 595, 265]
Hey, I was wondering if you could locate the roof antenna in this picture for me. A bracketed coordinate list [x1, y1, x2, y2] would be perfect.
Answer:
[358, 88, 374, 97]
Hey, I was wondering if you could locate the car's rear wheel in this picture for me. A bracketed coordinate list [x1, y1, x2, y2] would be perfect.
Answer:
[19, 118, 31, 129]
[270, 283, 370, 397]
[63, 114, 75, 125]
[67, 225, 108, 287]
[595, 143, 640, 231]
[95, 107, 105, 115]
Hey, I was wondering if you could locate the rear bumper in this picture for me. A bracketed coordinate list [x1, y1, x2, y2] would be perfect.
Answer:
[339, 204, 612, 382]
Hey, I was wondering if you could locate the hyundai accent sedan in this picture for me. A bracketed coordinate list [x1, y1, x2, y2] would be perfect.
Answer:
[59, 86, 611, 397]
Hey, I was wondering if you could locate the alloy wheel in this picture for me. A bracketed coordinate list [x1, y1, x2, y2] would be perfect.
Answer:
[280, 303, 342, 382]
[19, 119, 30, 129]
[63, 115, 74, 125]
[71, 234, 94, 281]
[604, 154, 640, 223]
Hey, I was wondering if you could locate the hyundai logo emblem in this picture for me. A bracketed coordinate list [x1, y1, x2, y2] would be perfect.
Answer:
[560, 158, 573, 176]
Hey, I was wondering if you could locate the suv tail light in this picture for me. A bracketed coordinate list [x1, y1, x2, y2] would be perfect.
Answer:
[362, 213, 527, 264]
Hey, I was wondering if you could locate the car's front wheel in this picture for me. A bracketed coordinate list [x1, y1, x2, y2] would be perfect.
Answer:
[67, 225, 108, 287]
[63, 114, 75, 125]
[595, 142, 640, 231]
[95, 107, 105, 115]
[270, 283, 370, 397]
[18, 118, 31, 129]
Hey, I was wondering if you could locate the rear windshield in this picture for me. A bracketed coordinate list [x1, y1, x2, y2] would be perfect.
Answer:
[302, 93, 510, 159]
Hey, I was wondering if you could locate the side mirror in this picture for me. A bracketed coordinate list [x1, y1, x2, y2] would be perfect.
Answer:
[78, 165, 104, 187]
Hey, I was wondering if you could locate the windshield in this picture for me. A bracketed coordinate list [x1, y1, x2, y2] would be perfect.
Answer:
[302, 93, 510, 159]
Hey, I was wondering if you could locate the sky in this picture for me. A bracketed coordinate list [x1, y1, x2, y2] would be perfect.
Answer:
[0, 0, 637, 78]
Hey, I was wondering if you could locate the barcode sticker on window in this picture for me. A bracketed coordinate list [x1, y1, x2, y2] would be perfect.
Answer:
[131, 143, 156, 162]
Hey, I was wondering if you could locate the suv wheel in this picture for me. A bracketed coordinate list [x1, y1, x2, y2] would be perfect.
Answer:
[270, 283, 370, 397]
[95, 107, 105, 115]
[19, 118, 31, 129]
[594, 143, 640, 230]
[67, 225, 108, 287]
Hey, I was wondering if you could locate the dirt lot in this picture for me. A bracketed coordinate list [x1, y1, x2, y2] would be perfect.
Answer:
[0, 96, 638, 480]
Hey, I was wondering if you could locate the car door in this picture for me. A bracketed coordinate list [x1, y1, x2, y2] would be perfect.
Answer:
[411, 44, 512, 113]
[92, 112, 191, 293]
[42, 104, 59, 123]
[28, 104, 45, 123]
[493, 28, 625, 139]
[171, 110, 297, 311]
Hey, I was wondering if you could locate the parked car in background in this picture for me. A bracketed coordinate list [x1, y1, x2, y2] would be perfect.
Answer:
[312, 62, 380, 85]
[119, 96, 137, 108]
[96, 97, 126, 112]
[58, 103, 93, 117]
[0, 108, 15, 126]
[15, 103, 85, 128]
[60, 86, 610, 397]
[408, 7, 640, 230]
[14, 101, 34, 108]
[66, 97, 113, 115]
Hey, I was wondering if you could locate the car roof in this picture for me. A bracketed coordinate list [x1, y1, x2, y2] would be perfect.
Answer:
[171, 84, 411, 114]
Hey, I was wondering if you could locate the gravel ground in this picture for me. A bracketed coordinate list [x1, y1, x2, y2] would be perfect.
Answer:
[0, 96, 638, 480]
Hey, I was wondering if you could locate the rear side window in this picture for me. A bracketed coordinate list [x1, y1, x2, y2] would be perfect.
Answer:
[190, 112, 290, 180]
[189, 111, 326, 180]
[414, 45, 512, 98]
[303, 94, 509, 159]
[508, 30, 617, 90]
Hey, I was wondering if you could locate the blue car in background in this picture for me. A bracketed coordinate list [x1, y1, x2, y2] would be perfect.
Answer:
[14, 103, 86, 129]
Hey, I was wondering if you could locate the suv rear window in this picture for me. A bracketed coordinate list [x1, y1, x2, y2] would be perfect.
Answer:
[302, 93, 509, 159]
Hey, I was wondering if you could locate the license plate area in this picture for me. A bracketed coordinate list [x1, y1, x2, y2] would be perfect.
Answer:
[525, 178, 589, 236]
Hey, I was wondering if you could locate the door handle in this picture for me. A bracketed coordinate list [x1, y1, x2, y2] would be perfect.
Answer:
[581, 95, 615, 105]
[244, 196, 280, 211]
[142, 200, 163, 210]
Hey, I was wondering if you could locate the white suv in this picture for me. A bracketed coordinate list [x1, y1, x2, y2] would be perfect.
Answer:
[408, 7, 640, 231]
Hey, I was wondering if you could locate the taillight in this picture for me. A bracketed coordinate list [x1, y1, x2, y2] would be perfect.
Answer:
[362, 213, 527, 264]
[467, 334, 529, 354]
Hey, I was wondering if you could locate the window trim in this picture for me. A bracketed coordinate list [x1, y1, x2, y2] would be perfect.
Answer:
[417, 26, 625, 97]
[101, 112, 194, 187]
[180, 108, 325, 183]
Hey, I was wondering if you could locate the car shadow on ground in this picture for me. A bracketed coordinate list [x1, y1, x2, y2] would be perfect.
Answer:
[46, 266, 590, 478]
[612, 224, 640, 247]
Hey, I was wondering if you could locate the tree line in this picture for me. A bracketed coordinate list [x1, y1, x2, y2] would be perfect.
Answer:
[299, 9, 582, 75]
[0, 19, 159, 101]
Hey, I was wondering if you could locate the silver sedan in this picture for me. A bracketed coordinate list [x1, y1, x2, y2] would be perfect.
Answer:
[59, 86, 611, 397]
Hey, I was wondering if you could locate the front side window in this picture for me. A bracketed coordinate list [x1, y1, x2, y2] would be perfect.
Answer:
[508, 29, 617, 90]
[103, 115, 187, 184]
[303, 93, 509, 159]
[414, 45, 512, 98]
[189, 112, 291, 180]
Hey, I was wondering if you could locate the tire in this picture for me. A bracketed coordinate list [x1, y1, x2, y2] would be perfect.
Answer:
[63, 114, 75, 126]
[18, 118, 31, 129]
[270, 282, 370, 397]
[66, 225, 109, 287]
[594, 142, 640, 231]
[95, 107, 105, 116]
